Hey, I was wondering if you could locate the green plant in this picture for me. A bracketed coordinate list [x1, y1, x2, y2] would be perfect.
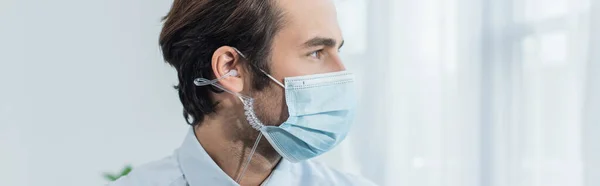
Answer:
[103, 165, 133, 181]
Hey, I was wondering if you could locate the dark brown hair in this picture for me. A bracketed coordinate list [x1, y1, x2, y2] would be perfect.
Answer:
[159, 0, 284, 126]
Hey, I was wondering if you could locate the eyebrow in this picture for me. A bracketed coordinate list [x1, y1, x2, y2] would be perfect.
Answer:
[303, 37, 345, 49]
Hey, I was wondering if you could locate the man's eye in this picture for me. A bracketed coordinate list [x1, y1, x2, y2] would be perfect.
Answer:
[309, 50, 323, 59]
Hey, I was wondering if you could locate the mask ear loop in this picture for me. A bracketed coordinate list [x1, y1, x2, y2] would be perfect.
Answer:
[258, 69, 285, 88]
[232, 47, 285, 88]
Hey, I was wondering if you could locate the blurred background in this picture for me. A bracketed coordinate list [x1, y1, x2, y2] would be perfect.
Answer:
[1, 0, 598, 185]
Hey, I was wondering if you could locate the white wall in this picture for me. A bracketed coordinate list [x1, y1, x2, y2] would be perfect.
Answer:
[0, 0, 190, 185]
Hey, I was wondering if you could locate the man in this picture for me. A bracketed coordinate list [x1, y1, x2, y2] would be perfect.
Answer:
[109, 0, 376, 185]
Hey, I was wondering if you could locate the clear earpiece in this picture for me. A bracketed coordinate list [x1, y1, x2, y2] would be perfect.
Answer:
[228, 69, 238, 77]
[193, 70, 238, 86]
[193, 69, 251, 101]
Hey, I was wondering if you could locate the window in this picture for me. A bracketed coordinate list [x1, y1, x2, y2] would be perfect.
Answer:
[493, 0, 591, 185]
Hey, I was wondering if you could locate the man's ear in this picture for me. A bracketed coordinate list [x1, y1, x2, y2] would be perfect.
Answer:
[211, 46, 245, 93]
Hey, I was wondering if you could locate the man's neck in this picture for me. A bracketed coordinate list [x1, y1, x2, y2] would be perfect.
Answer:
[194, 116, 281, 186]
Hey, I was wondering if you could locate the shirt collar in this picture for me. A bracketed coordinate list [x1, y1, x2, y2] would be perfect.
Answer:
[176, 127, 292, 186]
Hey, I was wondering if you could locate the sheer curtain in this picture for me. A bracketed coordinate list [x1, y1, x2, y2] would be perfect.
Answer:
[583, 1, 600, 186]
[318, 0, 600, 186]
[487, 0, 596, 185]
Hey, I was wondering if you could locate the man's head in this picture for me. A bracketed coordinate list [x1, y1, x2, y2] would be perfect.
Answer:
[160, 0, 344, 135]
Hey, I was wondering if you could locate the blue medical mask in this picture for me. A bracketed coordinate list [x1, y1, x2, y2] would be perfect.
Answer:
[258, 70, 357, 162]
[194, 49, 356, 164]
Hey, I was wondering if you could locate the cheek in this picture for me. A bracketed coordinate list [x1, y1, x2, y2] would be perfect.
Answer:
[254, 85, 289, 126]
[272, 58, 306, 78]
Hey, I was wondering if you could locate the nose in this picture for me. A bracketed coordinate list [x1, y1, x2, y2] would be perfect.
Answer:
[329, 53, 346, 71]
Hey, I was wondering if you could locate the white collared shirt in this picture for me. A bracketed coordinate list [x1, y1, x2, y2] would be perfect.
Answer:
[107, 128, 377, 186]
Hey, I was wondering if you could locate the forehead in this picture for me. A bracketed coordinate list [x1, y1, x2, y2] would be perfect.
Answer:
[275, 0, 342, 45]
